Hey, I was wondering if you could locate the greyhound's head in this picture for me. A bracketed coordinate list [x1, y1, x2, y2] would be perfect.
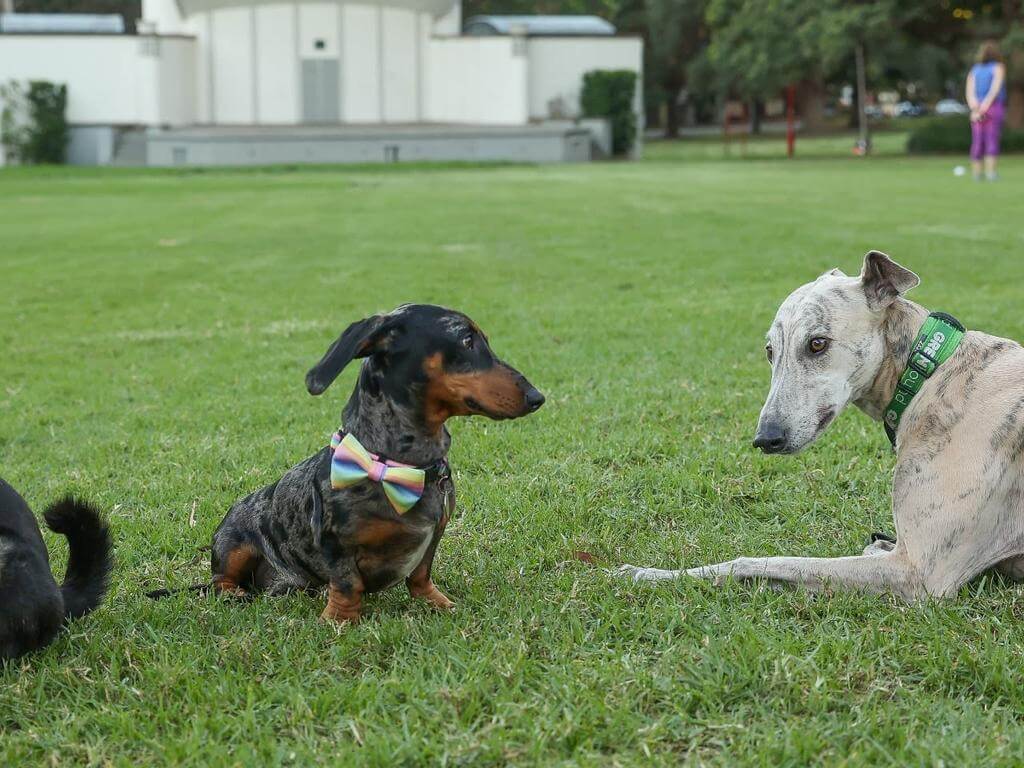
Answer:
[753, 251, 920, 454]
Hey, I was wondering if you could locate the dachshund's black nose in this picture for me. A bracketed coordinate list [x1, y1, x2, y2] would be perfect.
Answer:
[753, 422, 788, 453]
[525, 388, 546, 412]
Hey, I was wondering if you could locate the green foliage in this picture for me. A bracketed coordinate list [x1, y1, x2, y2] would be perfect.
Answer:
[0, 81, 30, 165]
[906, 116, 1024, 154]
[581, 69, 638, 155]
[702, 0, 941, 101]
[704, 0, 819, 99]
[13, 0, 139, 20]
[25, 81, 69, 164]
[1, 80, 69, 165]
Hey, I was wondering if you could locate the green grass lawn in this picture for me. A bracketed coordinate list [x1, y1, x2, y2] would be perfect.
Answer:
[3, 144, 1024, 766]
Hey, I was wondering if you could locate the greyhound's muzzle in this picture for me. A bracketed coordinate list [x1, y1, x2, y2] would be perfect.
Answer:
[753, 422, 790, 454]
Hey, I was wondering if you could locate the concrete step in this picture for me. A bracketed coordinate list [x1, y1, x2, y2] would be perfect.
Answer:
[110, 130, 147, 166]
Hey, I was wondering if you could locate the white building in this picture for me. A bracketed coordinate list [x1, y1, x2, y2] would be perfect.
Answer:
[0, 1, 642, 166]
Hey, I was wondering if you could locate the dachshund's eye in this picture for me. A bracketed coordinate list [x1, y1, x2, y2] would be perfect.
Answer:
[461, 334, 474, 349]
[808, 337, 830, 355]
[765, 344, 773, 364]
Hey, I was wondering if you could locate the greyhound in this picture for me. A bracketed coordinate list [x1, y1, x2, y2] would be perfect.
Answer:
[620, 250, 1024, 601]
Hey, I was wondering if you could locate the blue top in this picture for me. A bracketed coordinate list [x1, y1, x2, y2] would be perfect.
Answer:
[972, 62, 1006, 104]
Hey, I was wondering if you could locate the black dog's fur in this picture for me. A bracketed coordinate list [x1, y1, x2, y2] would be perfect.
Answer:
[0, 478, 113, 661]
[192, 304, 544, 624]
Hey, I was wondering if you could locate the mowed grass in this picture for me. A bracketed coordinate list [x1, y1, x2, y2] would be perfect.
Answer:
[3, 140, 1024, 766]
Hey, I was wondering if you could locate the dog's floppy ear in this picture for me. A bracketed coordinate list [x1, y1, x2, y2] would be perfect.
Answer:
[859, 250, 920, 310]
[306, 315, 395, 395]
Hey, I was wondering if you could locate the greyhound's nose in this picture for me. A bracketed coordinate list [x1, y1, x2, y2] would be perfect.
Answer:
[524, 387, 545, 412]
[753, 423, 789, 453]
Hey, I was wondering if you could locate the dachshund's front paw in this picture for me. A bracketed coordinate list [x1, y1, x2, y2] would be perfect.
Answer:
[320, 605, 361, 626]
[322, 587, 362, 626]
[409, 582, 456, 611]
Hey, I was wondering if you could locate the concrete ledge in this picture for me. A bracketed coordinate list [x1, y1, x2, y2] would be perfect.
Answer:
[137, 123, 595, 166]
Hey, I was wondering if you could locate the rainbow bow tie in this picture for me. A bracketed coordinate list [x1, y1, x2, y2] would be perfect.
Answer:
[330, 431, 426, 515]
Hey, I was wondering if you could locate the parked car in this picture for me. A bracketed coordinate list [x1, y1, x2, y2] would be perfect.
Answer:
[864, 104, 885, 120]
[935, 99, 970, 116]
[895, 101, 928, 118]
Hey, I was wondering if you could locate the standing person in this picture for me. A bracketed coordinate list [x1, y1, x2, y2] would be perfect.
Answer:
[966, 40, 1007, 181]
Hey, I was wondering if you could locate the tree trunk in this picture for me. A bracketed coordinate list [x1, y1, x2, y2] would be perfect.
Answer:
[1007, 84, 1024, 130]
[662, 73, 684, 139]
[749, 100, 762, 134]
[855, 41, 870, 152]
[795, 78, 826, 133]
[665, 99, 681, 138]
[1006, 47, 1024, 129]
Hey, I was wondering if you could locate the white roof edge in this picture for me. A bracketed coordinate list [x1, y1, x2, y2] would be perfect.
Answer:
[178, 0, 457, 19]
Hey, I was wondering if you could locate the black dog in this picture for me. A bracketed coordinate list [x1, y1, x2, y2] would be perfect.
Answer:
[0, 478, 112, 661]
[205, 304, 543, 624]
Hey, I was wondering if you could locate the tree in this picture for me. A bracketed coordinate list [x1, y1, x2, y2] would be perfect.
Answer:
[703, 0, 821, 132]
[642, 0, 706, 137]
[11, 0, 140, 26]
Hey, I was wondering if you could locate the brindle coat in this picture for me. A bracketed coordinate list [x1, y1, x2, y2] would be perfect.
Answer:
[209, 304, 544, 623]
[621, 251, 1024, 600]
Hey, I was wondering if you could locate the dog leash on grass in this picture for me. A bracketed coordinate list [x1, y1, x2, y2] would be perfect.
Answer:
[883, 312, 966, 449]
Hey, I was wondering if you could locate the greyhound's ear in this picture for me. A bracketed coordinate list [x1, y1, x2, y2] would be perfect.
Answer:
[305, 315, 396, 395]
[825, 267, 846, 277]
[859, 250, 920, 310]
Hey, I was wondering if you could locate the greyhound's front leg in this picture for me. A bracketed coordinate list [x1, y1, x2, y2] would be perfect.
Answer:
[620, 551, 924, 601]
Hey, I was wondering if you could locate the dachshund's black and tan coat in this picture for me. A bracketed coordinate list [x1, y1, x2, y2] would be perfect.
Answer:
[208, 304, 543, 624]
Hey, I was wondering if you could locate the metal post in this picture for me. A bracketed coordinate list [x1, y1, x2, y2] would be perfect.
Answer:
[1, 0, 14, 15]
[786, 84, 796, 158]
[855, 41, 870, 155]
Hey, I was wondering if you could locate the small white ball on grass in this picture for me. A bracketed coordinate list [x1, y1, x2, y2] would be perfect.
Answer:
[953, 165, 967, 177]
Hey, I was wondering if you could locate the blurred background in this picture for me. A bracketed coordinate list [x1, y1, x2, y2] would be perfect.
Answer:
[2, 1, 1021, 167]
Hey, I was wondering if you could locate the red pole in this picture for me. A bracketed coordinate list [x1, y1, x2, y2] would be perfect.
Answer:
[786, 84, 796, 158]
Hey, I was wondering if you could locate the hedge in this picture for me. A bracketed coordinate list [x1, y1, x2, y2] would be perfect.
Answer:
[0, 79, 69, 164]
[581, 70, 637, 156]
[906, 115, 1024, 154]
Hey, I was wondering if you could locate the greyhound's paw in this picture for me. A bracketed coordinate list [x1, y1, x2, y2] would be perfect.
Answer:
[863, 538, 896, 557]
[616, 564, 682, 582]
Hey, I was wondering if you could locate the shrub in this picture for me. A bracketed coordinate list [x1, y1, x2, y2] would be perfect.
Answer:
[906, 115, 1024, 155]
[26, 81, 69, 164]
[0, 79, 68, 164]
[0, 81, 30, 164]
[581, 70, 638, 156]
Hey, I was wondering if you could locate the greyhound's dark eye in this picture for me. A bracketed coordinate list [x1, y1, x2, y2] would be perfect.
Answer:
[765, 344, 773, 364]
[461, 334, 474, 350]
[808, 337, 830, 355]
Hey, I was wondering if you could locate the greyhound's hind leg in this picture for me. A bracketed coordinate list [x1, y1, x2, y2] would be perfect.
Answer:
[995, 555, 1024, 580]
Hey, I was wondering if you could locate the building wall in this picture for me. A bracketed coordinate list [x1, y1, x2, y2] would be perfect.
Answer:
[341, 4, 380, 122]
[173, 1, 431, 125]
[211, 7, 255, 122]
[381, 7, 419, 121]
[426, 37, 527, 124]
[0, 35, 195, 126]
[526, 37, 643, 122]
[254, 4, 297, 123]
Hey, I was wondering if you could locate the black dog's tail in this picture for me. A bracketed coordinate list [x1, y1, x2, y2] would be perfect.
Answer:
[43, 497, 113, 621]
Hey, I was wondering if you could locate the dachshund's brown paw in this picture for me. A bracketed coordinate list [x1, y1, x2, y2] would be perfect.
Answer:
[410, 583, 456, 611]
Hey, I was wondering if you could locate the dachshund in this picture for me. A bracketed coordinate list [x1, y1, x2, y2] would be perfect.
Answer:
[203, 304, 543, 624]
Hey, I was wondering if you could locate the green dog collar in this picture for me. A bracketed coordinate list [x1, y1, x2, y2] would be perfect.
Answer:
[883, 312, 965, 447]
